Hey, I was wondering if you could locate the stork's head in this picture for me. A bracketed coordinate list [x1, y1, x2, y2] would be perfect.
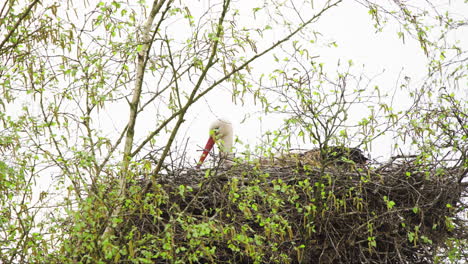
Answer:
[196, 119, 233, 168]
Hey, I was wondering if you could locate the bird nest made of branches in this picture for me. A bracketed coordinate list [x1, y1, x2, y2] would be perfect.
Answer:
[115, 153, 467, 264]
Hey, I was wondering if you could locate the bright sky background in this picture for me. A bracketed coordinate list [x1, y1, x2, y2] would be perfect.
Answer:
[21, 0, 467, 205]
[67, 0, 468, 168]
[179, 0, 467, 164]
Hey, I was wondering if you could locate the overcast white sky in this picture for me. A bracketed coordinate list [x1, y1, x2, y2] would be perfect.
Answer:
[19, 0, 466, 201]
[178, 0, 467, 164]
[43, 0, 463, 168]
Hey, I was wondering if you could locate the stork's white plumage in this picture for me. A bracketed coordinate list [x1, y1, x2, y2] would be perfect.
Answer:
[196, 119, 233, 168]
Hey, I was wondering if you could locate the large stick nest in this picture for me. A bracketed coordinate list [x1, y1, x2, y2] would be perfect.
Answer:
[117, 152, 467, 263]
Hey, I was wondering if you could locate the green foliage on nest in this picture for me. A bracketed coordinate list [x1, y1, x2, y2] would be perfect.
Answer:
[58, 157, 466, 263]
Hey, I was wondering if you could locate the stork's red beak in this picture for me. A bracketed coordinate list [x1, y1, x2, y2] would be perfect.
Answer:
[196, 137, 215, 169]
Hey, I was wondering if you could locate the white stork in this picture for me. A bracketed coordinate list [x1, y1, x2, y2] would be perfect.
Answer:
[195, 119, 368, 169]
[196, 119, 233, 168]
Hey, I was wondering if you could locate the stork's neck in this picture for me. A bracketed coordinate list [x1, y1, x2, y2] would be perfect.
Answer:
[218, 133, 233, 158]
